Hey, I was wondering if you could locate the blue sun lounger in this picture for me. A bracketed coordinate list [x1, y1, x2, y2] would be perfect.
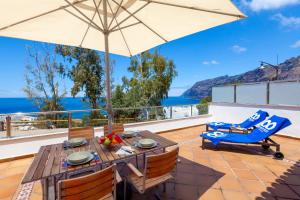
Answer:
[201, 115, 291, 159]
[207, 110, 269, 133]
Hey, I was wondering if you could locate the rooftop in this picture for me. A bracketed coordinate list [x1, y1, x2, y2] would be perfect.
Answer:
[1, 125, 300, 200]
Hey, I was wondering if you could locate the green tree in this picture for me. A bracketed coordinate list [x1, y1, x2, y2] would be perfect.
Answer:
[24, 44, 66, 112]
[197, 96, 212, 114]
[121, 50, 177, 107]
[55, 45, 104, 110]
[112, 51, 177, 121]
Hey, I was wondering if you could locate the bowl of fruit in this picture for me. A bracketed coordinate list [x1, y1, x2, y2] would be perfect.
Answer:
[99, 133, 122, 148]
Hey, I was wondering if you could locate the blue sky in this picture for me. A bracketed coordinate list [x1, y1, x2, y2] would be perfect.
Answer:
[0, 0, 300, 97]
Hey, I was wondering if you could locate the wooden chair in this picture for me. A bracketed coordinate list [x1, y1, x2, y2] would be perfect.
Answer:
[57, 164, 121, 200]
[68, 127, 94, 140]
[104, 123, 124, 136]
[126, 147, 179, 195]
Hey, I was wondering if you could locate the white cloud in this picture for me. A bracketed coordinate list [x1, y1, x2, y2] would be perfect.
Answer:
[272, 13, 300, 27]
[231, 45, 247, 53]
[242, 0, 300, 11]
[290, 40, 300, 48]
[202, 60, 219, 65]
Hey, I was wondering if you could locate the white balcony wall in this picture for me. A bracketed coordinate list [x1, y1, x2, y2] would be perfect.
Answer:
[236, 83, 267, 104]
[212, 86, 234, 103]
[209, 103, 300, 138]
[0, 115, 211, 160]
[270, 82, 300, 106]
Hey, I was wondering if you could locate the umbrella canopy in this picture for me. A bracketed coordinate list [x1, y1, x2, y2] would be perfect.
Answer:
[0, 0, 245, 132]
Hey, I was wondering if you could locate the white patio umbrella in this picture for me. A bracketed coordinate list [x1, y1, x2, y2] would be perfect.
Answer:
[0, 0, 245, 132]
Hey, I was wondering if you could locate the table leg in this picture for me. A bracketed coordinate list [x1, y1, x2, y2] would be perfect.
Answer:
[42, 179, 48, 200]
[53, 176, 57, 200]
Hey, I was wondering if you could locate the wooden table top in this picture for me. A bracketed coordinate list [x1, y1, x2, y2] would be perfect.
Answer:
[22, 130, 177, 184]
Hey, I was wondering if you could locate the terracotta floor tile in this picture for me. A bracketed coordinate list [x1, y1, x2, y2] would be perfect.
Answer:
[222, 190, 249, 200]
[290, 185, 300, 196]
[196, 174, 219, 188]
[278, 174, 300, 185]
[228, 161, 248, 170]
[233, 169, 257, 180]
[240, 179, 267, 194]
[177, 163, 195, 173]
[30, 193, 43, 200]
[193, 164, 215, 176]
[210, 160, 229, 168]
[10, 157, 33, 167]
[253, 170, 278, 183]
[248, 192, 276, 200]
[0, 174, 23, 187]
[32, 181, 43, 194]
[198, 188, 224, 200]
[246, 163, 269, 173]
[266, 183, 300, 199]
[174, 184, 199, 200]
[0, 184, 18, 199]
[218, 176, 243, 191]
[0, 196, 14, 200]
[1, 165, 27, 178]
[175, 172, 198, 185]
[0, 162, 11, 170]
[0, 126, 299, 200]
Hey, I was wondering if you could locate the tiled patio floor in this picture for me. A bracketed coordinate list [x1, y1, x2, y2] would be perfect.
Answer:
[1, 125, 300, 200]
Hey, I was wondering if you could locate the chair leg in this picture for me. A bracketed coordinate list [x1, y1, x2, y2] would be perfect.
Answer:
[154, 186, 162, 200]
[163, 182, 166, 193]
[202, 137, 205, 149]
[135, 155, 139, 169]
[124, 179, 127, 200]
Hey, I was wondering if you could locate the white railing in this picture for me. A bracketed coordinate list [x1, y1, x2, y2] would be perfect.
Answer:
[0, 104, 207, 138]
[212, 79, 300, 106]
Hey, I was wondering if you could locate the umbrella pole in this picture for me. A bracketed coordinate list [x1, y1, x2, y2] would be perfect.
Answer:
[103, 0, 113, 133]
[104, 33, 113, 134]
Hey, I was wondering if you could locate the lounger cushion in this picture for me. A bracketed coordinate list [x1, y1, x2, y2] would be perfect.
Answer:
[202, 115, 291, 145]
[208, 110, 269, 130]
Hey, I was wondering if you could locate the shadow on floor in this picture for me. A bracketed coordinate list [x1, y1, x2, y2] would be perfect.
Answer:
[128, 156, 225, 200]
[259, 160, 300, 200]
[202, 139, 278, 158]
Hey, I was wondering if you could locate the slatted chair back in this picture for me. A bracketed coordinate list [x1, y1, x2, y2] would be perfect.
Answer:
[68, 127, 94, 140]
[144, 147, 179, 179]
[58, 165, 117, 200]
[104, 123, 124, 136]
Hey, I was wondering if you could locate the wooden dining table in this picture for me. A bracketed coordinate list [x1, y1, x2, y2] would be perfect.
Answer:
[22, 130, 177, 200]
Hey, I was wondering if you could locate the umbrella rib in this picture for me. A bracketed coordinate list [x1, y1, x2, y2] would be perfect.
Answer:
[109, 2, 149, 32]
[110, 0, 168, 42]
[64, 0, 104, 32]
[92, 0, 105, 30]
[107, 0, 132, 56]
[140, 0, 245, 19]
[107, 0, 124, 30]
[110, 22, 141, 32]
[79, 0, 102, 47]
[0, 0, 89, 31]
[64, 9, 102, 33]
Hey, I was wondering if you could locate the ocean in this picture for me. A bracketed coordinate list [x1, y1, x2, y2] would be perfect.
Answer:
[0, 97, 199, 114]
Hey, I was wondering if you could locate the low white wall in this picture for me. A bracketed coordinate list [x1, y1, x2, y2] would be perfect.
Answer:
[209, 103, 300, 138]
[0, 115, 211, 160]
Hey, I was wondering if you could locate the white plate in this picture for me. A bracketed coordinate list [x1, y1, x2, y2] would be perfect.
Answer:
[68, 137, 87, 147]
[67, 151, 93, 164]
[122, 131, 137, 138]
[137, 139, 157, 149]
[138, 139, 156, 147]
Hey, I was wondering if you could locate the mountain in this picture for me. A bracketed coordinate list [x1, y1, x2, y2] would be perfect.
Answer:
[182, 56, 300, 99]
